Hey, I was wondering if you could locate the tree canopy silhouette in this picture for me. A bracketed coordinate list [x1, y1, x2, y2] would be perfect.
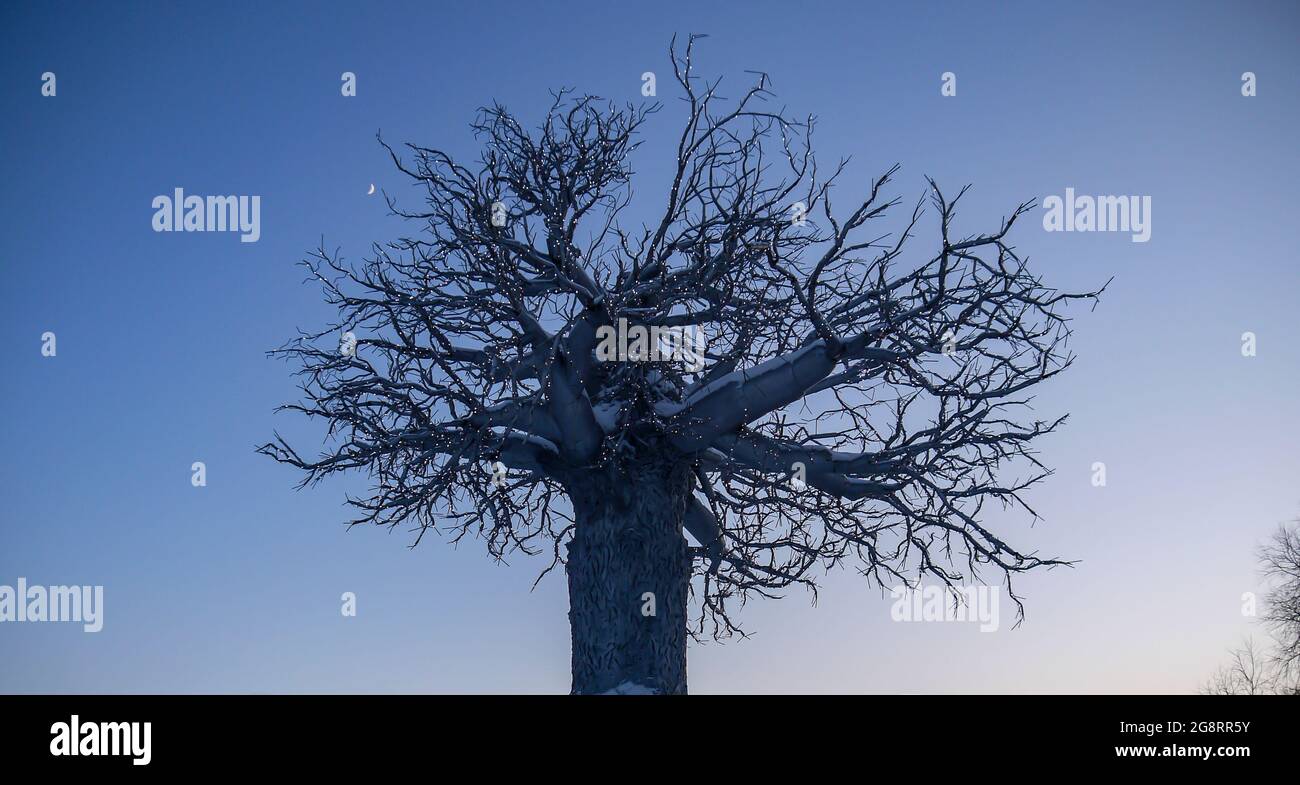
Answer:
[260, 36, 1102, 694]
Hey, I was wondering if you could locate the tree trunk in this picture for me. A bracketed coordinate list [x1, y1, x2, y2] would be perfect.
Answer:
[565, 462, 691, 695]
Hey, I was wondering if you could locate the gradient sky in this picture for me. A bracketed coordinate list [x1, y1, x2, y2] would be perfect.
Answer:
[2, 0, 1297, 693]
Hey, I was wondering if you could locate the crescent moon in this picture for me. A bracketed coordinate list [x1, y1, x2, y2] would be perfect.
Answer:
[367, 183, 375, 195]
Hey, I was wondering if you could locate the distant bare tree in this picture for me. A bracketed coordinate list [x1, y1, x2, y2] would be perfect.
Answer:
[1201, 637, 1295, 695]
[259, 36, 1102, 694]
[1260, 520, 1300, 680]
[1202, 519, 1300, 695]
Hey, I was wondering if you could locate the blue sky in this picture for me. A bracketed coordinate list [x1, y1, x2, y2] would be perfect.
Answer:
[1, 0, 1297, 693]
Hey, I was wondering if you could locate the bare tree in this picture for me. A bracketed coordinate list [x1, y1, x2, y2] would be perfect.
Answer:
[259, 37, 1102, 694]
[1201, 520, 1300, 695]
[1201, 637, 1296, 696]
[1260, 520, 1300, 681]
